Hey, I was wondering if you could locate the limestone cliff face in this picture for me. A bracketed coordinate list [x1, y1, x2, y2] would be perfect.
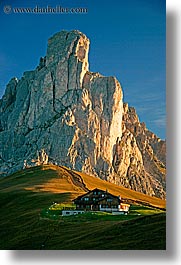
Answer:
[0, 30, 123, 180]
[0, 30, 166, 198]
[111, 103, 166, 198]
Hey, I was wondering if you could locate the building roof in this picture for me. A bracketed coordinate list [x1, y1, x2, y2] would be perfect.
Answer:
[73, 188, 121, 203]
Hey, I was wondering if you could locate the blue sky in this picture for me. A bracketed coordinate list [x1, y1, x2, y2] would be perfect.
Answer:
[0, 0, 166, 139]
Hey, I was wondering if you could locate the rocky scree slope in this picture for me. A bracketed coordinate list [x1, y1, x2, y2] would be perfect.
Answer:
[0, 30, 166, 198]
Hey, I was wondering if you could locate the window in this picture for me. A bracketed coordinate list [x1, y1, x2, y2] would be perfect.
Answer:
[101, 204, 107, 208]
[107, 198, 112, 202]
[66, 212, 70, 214]
[93, 198, 96, 201]
[84, 197, 89, 201]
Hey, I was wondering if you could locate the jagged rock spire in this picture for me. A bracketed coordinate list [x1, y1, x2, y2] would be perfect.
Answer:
[0, 30, 165, 199]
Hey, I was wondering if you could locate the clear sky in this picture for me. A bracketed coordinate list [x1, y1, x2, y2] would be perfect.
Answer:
[0, 0, 166, 139]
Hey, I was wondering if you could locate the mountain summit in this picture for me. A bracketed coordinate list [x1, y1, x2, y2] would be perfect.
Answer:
[0, 30, 166, 198]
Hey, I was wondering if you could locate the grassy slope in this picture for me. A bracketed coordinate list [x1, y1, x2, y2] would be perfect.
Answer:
[0, 165, 166, 250]
[77, 171, 166, 209]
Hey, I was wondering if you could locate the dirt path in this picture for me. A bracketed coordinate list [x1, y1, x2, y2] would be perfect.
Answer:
[62, 167, 89, 192]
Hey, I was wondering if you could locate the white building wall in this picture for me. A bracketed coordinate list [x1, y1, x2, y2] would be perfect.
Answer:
[99, 205, 119, 212]
[99, 204, 129, 212]
[62, 210, 84, 216]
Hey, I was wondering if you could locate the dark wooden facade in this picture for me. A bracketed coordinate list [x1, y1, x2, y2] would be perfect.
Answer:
[73, 188, 121, 212]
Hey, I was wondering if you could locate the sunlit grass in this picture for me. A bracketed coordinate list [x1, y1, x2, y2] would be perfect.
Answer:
[40, 203, 165, 222]
[129, 205, 164, 215]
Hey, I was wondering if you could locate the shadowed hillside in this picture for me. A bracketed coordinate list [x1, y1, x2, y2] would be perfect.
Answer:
[0, 165, 166, 249]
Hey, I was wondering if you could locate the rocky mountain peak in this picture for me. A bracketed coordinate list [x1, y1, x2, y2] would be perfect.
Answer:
[46, 30, 89, 88]
[0, 30, 166, 199]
